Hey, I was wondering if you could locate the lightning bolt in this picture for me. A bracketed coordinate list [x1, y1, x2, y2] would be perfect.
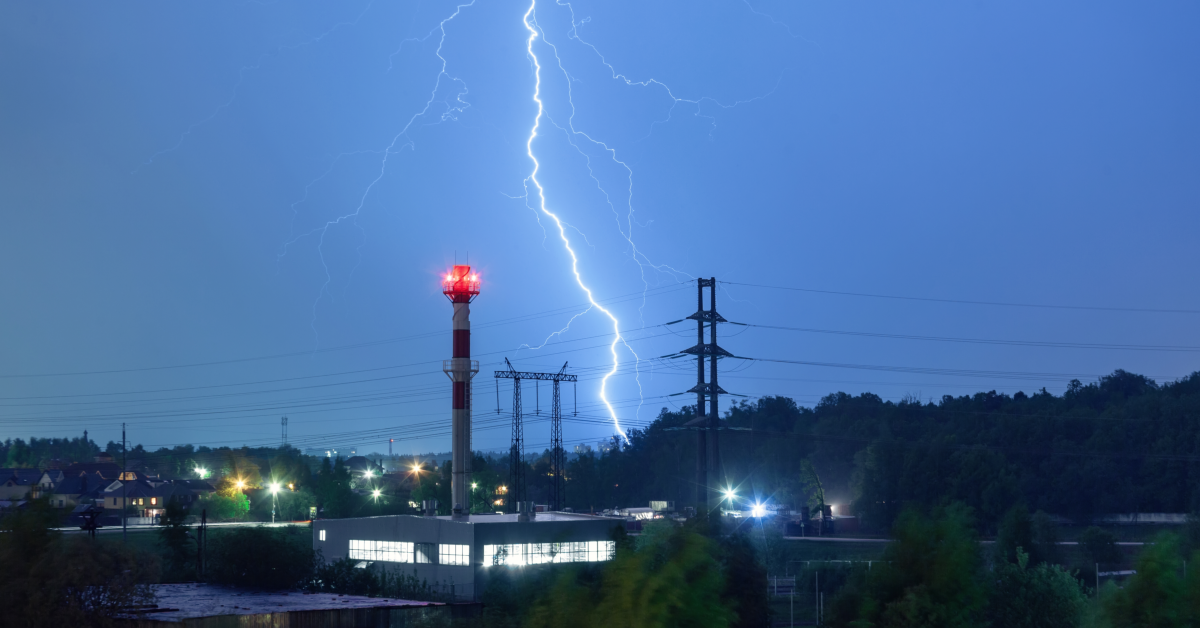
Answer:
[518, 1, 786, 436]
[523, 0, 633, 443]
[277, 1, 476, 347]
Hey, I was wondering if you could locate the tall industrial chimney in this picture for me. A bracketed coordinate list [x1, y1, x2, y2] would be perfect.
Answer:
[442, 265, 480, 519]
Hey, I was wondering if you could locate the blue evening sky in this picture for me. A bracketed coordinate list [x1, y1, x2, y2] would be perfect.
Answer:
[1, 0, 1197, 457]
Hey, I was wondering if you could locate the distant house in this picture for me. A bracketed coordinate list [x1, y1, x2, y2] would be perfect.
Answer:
[36, 469, 65, 494]
[102, 477, 183, 519]
[0, 469, 44, 500]
[174, 479, 217, 505]
[0, 500, 28, 513]
[50, 472, 106, 509]
[62, 460, 123, 481]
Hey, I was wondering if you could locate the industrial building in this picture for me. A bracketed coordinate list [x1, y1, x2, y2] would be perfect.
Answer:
[313, 511, 622, 601]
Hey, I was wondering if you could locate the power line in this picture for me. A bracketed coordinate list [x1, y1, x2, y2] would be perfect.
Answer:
[741, 323, 1200, 353]
[0, 285, 686, 379]
[722, 281, 1200, 315]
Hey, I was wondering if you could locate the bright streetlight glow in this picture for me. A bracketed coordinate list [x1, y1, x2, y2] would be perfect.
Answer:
[194, 467, 207, 478]
[411, 464, 421, 474]
[364, 469, 374, 479]
[751, 503, 767, 518]
[235, 479, 245, 489]
[372, 489, 382, 501]
[471, 482, 478, 490]
[723, 488, 737, 502]
[269, 483, 281, 494]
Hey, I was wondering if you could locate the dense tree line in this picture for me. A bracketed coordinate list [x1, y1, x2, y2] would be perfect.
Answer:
[537, 370, 1200, 530]
[1, 435, 98, 468]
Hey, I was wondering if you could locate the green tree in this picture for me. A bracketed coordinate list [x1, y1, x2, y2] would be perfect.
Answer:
[158, 496, 194, 579]
[799, 458, 827, 518]
[988, 547, 1087, 628]
[834, 504, 986, 628]
[316, 457, 358, 518]
[276, 487, 318, 521]
[996, 505, 1060, 567]
[196, 492, 250, 521]
[0, 499, 156, 627]
[721, 532, 769, 628]
[1099, 533, 1198, 628]
[526, 521, 736, 628]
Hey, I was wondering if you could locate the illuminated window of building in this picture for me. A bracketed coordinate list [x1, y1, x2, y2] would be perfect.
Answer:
[151, 497, 157, 505]
[415, 543, 437, 564]
[439, 544, 470, 566]
[483, 541, 614, 567]
[138, 498, 144, 506]
[319, 529, 326, 542]
[348, 540, 414, 563]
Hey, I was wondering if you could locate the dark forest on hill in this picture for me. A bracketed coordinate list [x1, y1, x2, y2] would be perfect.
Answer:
[555, 369, 1200, 529]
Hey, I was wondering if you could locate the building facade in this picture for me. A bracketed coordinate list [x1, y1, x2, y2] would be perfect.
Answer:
[314, 512, 622, 601]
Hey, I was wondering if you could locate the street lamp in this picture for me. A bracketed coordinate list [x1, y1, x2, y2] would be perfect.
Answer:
[723, 487, 737, 502]
[195, 467, 207, 479]
[751, 502, 767, 518]
[269, 483, 281, 524]
[364, 469, 374, 479]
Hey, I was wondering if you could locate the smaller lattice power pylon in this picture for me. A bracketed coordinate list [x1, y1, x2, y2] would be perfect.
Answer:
[494, 359, 577, 512]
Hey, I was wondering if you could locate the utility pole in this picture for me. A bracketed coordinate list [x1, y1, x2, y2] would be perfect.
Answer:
[494, 359, 577, 512]
[707, 277, 723, 513]
[122, 422, 127, 543]
[694, 283, 706, 509]
[668, 278, 733, 514]
[281, 416, 288, 447]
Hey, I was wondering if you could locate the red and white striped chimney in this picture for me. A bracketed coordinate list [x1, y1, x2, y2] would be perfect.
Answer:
[442, 265, 479, 519]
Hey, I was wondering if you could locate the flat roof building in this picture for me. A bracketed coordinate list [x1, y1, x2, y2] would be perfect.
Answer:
[314, 512, 623, 601]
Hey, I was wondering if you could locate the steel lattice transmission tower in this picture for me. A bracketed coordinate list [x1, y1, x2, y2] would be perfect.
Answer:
[495, 359, 577, 512]
[667, 278, 735, 513]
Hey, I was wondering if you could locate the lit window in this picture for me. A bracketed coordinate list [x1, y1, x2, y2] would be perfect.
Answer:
[348, 540, 414, 563]
[439, 544, 470, 566]
[319, 529, 326, 542]
[482, 541, 614, 567]
[415, 543, 437, 564]
[151, 497, 157, 505]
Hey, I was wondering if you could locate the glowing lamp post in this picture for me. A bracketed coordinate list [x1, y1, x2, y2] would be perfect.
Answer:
[269, 482, 281, 524]
[442, 265, 480, 519]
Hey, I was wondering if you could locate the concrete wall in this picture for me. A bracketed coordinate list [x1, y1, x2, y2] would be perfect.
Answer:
[315, 515, 476, 599]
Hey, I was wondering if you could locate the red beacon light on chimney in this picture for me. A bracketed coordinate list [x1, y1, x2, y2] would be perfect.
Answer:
[442, 265, 480, 302]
